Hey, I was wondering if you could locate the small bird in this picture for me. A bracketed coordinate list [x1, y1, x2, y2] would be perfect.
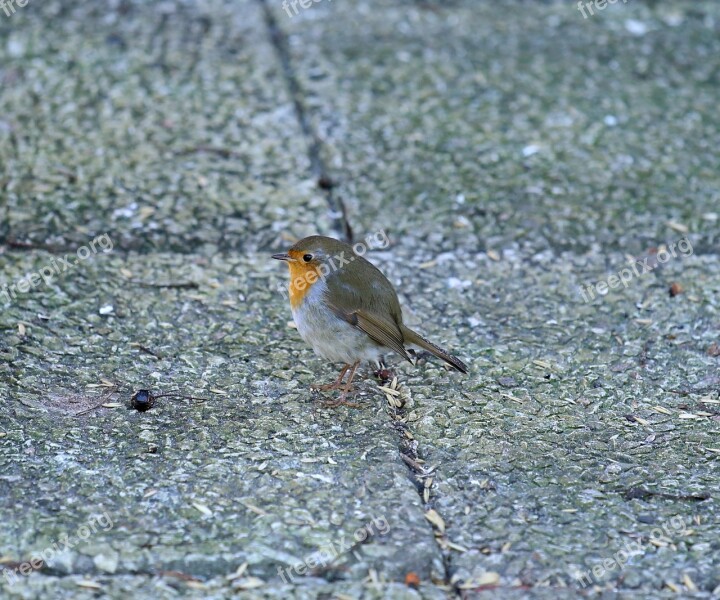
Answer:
[273, 235, 467, 403]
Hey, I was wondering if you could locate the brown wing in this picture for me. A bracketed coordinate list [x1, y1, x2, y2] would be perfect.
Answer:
[327, 302, 412, 364]
[324, 254, 412, 364]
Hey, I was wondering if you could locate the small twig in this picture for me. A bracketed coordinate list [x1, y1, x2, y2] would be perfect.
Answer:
[130, 343, 164, 360]
[74, 403, 105, 417]
[154, 392, 208, 402]
[622, 487, 710, 502]
[6, 238, 65, 252]
[74, 387, 119, 417]
[130, 281, 199, 289]
[400, 453, 426, 473]
[176, 145, 246, 160]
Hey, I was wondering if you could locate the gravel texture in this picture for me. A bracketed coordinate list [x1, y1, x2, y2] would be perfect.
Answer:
[1, 1, 718, 598]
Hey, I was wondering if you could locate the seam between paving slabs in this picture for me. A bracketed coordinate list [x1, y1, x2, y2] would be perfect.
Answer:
[379, 377, 459, 595]
[256, 6, 460, 591]
[256, 0, 353, 243]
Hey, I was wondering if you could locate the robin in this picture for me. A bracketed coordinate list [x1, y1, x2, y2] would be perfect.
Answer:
[273, 235, 467, 403]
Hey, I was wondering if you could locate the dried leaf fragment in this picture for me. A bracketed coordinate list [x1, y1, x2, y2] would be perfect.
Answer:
[226, 563, 248, 581]
[234, 576, 265, 590]
[77, 581, 103, 590]
[424, 509, 445, 533]
[457, 572, 500, 589]
[192, 502, 212, 517]
[666, 221, 689, 233]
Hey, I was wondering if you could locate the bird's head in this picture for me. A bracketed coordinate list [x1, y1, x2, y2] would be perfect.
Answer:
[273, 236, 354, 307]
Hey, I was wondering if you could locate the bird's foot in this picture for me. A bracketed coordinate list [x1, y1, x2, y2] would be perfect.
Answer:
[311, 381, 351, 392]
[316, 394, 362, 409]
[311, 361, 362, 407]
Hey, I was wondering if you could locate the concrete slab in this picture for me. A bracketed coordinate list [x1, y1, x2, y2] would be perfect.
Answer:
[1, 0, 719, 598]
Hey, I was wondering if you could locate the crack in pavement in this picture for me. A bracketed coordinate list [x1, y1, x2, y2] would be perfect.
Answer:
[256, 0, 353, 244]
[377, 376, 460, 595]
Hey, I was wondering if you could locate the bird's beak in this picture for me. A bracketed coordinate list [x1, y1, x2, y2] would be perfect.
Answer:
[272, 253, 292, 262]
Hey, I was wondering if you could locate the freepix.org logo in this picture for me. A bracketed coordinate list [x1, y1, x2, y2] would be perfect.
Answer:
[2, 511, 114, 585]
[0, 0, 30, 19]
[579, 236, 693, 302]
[0, 234, 114, 305]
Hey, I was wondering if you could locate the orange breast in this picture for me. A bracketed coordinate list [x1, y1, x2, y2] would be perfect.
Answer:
[287, 261, 322, 310]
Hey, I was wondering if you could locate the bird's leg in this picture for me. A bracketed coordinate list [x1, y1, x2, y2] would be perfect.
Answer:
[340, 361, 361, 397]
[317, 361, 362, 408]
[311, 364, 350, 391]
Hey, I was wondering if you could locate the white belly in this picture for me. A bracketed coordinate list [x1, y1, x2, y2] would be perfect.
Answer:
[291, 282, 384, 365]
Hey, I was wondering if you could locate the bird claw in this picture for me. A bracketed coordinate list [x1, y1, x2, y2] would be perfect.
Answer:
[316, 395, 362, 409]
[310, 361, 362, 407]
[311, 381, 351, 392]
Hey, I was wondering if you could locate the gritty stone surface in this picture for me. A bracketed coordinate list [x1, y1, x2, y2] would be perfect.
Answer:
[273, 0, 720, 596]
[1, 0, 719, 598]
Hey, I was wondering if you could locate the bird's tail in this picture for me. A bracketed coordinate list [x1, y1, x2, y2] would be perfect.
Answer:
[400, 325, 468, 374]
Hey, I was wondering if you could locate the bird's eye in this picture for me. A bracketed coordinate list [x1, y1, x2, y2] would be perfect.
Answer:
[302, 254, 313, 262]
